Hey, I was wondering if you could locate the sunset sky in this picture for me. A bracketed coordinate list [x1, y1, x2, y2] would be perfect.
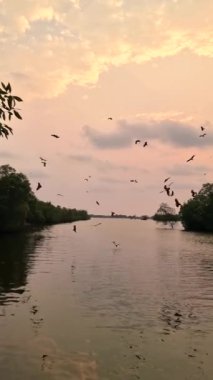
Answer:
[1, 0, 213, 215]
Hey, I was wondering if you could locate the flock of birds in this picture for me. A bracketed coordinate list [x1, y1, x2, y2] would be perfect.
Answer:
[34, 122, 209, 243]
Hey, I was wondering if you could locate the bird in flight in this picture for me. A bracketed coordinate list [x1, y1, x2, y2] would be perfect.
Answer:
[186, 155, 195, 162]
[175, 198, 182, 207]
[84, 178, 89, 181]
[108, 117, 113, 120]
[73, 225, 77, 232]
[164, 184, 170, 196]
[112, 241, 119, 248]
[57, 193, 63, 196]
[135, 140, 141, 144]
[143, 141, 148, 147]
[164, 177, 171, 183]
[51, 134, 60, 138]
[40, 157, 47, 167]
[191, 190, 197, 198]
[130, 179, 138, 183]
[96, 201, 100, 205]
[93, 223, 102, 227]
[36, 182, 42, 191]
[199, 133, 206, 137]
[201, 126, 205, 131]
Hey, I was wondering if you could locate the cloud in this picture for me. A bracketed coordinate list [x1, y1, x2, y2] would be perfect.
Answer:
[83, 120, 213, 149]
[0, 151, 19, 159]
[168, 164, 212, 176]
[25, 169, 49, 179]
[1, 0, 213, 97]
[67, 152, 130, 171]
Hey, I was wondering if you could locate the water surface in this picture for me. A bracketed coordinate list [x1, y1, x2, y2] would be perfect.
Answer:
[0, 219, 213, 379]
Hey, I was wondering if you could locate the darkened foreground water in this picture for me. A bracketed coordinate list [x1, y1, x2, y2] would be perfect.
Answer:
[0, 219, 213, 379]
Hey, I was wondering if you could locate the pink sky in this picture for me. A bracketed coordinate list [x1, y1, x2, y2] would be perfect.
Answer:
[0, 0, 213, 215]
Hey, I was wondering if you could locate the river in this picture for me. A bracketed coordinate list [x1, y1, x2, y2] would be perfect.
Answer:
[0, 219, 213, 379]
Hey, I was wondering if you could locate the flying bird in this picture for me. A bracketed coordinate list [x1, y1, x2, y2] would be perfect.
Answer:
[84, 178, 89, 181]
[51, 134, 60, 138]
[199, 133, 206, 137]
[40, 157, 46, 162]
[175, 198, 182, 208]
[164, 185, 170, 196]
[143, 141, 148, 147]
[108, 117, 113, 120]
[130, 179, 138, 183]
[36, 182, 42, 191]
[201, 126, 205, 131]
[164, 177, 171, 183]
[41, 161, 46, 167]
[57, 193, 63, 196]
[112, 241, 119, 248]
[135, 140, 141, 144]
[73, 225, 77, 232]
[186, 155, 195, 162]
[96, 201, 100, 205]
[191, 190, 197, 198]
[93, 223, 102, 227]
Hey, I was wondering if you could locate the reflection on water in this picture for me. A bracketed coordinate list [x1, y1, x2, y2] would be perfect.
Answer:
[0, 232, 44, 305]
[0, 219, 213, 379]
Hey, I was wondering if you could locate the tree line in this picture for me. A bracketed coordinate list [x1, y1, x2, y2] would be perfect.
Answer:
[0, 165, 89, 232]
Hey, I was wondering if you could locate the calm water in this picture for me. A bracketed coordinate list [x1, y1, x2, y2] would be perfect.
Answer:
[0, 219, 213, 380]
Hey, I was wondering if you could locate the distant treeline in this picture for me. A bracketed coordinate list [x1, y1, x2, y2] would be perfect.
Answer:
[90, 214, 150, 220]
[0, 165, 89, 232]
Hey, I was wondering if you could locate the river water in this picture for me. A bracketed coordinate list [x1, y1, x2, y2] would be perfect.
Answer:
[0, 219, 213, 379]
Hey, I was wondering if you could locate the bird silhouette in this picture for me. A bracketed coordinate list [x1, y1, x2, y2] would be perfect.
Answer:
[164, 177, 171, 183]
[175, 198, 182, 207]
[186, 155, 195, 162]
[93, 223, 102, 227]
[199, 133, 206, 137]
[201, 126, 205, 131]
[111, 211, 115, 217]
[73, 225, 77, 232]
[51, 134, 60, 138]
[96, 201, 100, 205]
[191, 190, 197, 198]
[41, 161, 46, 167]
[36, 182, 42, 191]
[135, 140, 141, 144]
[57, 193, 63, 196]
[84, 178, 89, 181]
[112, 241, 119, 248]
[143, 141, 148, 147]
[108, 117, 113, 120]
[40, 157, 46, 162]
[130, 179, 138, 183]
[164, 185, 170, 196]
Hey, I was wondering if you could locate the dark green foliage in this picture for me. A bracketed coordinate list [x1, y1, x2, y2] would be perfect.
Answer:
[153, 203, 179, 229]
[0, 82, 23, 138]
[0, 165, 89, 232]
[181, 183, 213, 232]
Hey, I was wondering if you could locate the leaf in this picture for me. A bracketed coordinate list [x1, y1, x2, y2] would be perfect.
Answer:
[7, 96, 14, 109]
[6, 83, 11, 92]
[14, 110, 22, 120]
[13, 96, 23, 102]
[1, 82, 7, 90]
